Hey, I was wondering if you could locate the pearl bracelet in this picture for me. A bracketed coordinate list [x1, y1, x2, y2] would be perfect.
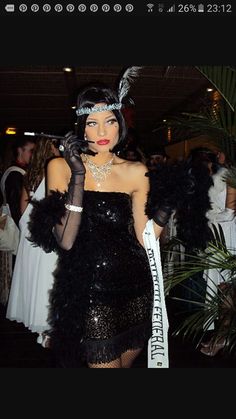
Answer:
[65, 204, 83, 212]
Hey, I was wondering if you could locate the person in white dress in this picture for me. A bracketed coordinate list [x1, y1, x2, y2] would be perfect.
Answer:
[200, 152, 236, 355]
[6, 136, 61, 347]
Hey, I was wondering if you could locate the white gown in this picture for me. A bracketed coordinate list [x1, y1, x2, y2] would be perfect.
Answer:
[6, 179, 58, 334]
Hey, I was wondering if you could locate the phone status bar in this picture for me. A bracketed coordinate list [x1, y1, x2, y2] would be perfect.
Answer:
[1, 2, 234, 15]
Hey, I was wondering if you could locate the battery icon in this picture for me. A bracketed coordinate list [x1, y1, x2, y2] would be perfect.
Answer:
[5, 4, 15, 11]
[198, 4, 204, 12]
[157, 3, 164, 12]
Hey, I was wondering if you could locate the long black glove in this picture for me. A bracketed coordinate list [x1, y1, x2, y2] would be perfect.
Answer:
[52, 132, 95, 250]
[145, 165, 176, 228]
[152, 205, 173, 227]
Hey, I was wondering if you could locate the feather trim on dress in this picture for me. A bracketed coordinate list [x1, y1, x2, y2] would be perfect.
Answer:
[27, 190, 67, 253]
[146, 162, 214, 251]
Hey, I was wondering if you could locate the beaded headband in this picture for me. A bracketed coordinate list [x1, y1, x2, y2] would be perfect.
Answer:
[76, 66, 143, 117]
[76, 103, 122, 116]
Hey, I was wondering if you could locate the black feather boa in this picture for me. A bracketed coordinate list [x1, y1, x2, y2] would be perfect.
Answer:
[146, 162, 214, 251]
[27, 190, 67, 253]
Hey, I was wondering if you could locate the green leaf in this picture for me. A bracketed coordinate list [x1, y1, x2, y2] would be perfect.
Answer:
[164, 229, 236, 354]
[196, 66, 236, 112]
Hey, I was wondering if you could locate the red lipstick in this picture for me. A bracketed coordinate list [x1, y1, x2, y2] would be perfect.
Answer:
[97, 140, 110, 145]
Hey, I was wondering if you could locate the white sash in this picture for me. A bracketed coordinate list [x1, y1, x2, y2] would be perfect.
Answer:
[143, 219, 169, 368]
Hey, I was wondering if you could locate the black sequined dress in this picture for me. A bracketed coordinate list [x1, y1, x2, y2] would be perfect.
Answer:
[29, 190, 153, 365]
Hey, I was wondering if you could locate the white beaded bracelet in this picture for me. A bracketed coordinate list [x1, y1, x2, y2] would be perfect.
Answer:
[65, 204, 83, 212]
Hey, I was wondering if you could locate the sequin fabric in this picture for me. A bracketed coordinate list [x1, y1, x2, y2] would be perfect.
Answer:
[48, 191, 153, 365]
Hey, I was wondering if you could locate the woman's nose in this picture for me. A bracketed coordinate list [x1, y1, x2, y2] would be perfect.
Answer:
[98, 124, 106, 136]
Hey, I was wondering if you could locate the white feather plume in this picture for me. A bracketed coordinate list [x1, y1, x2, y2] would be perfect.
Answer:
[117, 66, 143, 104]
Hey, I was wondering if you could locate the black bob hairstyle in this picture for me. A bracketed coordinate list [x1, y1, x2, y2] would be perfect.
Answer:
[75, 82, 128, 154]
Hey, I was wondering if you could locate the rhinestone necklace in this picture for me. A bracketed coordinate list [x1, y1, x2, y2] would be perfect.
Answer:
[83, 154, 114, 187]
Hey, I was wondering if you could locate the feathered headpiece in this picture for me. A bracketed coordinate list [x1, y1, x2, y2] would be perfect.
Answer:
[117, 66, 143, 104]
[76, 66, 143, 116]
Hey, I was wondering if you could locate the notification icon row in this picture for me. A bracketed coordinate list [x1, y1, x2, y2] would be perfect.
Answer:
[4, 3, 135, 13]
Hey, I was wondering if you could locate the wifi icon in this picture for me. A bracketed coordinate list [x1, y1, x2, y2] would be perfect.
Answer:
[146, 3, 154, 12]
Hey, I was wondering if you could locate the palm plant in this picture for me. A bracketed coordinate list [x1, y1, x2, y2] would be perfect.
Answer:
[160, 66, 236, 353]
[156, 66, 236, 177]
[196, 66, 236, 112]
[163, 226, 236, 353]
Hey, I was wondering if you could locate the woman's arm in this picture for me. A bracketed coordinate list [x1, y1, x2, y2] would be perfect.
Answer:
[28, 134, 88, 253]
[131, 163, 163, 246]
[226, 184, 236, 210]
[46, 157, 70, 194]
[46, 135, 85, 251]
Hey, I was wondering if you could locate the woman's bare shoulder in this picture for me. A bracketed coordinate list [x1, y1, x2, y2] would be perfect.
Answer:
[47, 157, 71, 191]
[47, 156, 67, 170]
[48, 157, 71, 177]
[115, 156, 148, 174]
[124, 160, 148, 177]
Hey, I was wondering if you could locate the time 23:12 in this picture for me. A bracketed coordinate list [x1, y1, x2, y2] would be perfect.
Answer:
[207, 4, 232, 12]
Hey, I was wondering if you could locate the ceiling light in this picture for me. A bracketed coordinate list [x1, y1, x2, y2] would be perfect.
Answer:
[63, 67, 73, 72]
[207, 87, 213, 92]
[5, 127, 17, 135]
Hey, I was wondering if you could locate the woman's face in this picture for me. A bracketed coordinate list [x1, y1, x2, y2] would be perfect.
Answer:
[217, 151, 226, 165]
[84, 103, 119, 153]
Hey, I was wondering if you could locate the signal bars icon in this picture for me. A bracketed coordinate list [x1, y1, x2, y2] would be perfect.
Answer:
[146, 3, 154, 12]
[167, 4, 175, 12]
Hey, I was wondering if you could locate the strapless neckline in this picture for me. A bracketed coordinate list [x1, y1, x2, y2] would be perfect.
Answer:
[84, 190, 131, 199]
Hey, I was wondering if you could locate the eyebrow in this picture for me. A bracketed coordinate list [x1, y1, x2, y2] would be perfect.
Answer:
[86, 114, 116, 121]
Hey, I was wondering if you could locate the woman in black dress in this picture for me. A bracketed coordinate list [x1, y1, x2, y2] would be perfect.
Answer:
[28, 76, 164, 368]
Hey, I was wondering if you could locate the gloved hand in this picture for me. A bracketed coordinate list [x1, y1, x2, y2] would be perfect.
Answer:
[60, 132, 86, 175]
[60, 131, 96, 174]
[153, 205, 174, 227]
